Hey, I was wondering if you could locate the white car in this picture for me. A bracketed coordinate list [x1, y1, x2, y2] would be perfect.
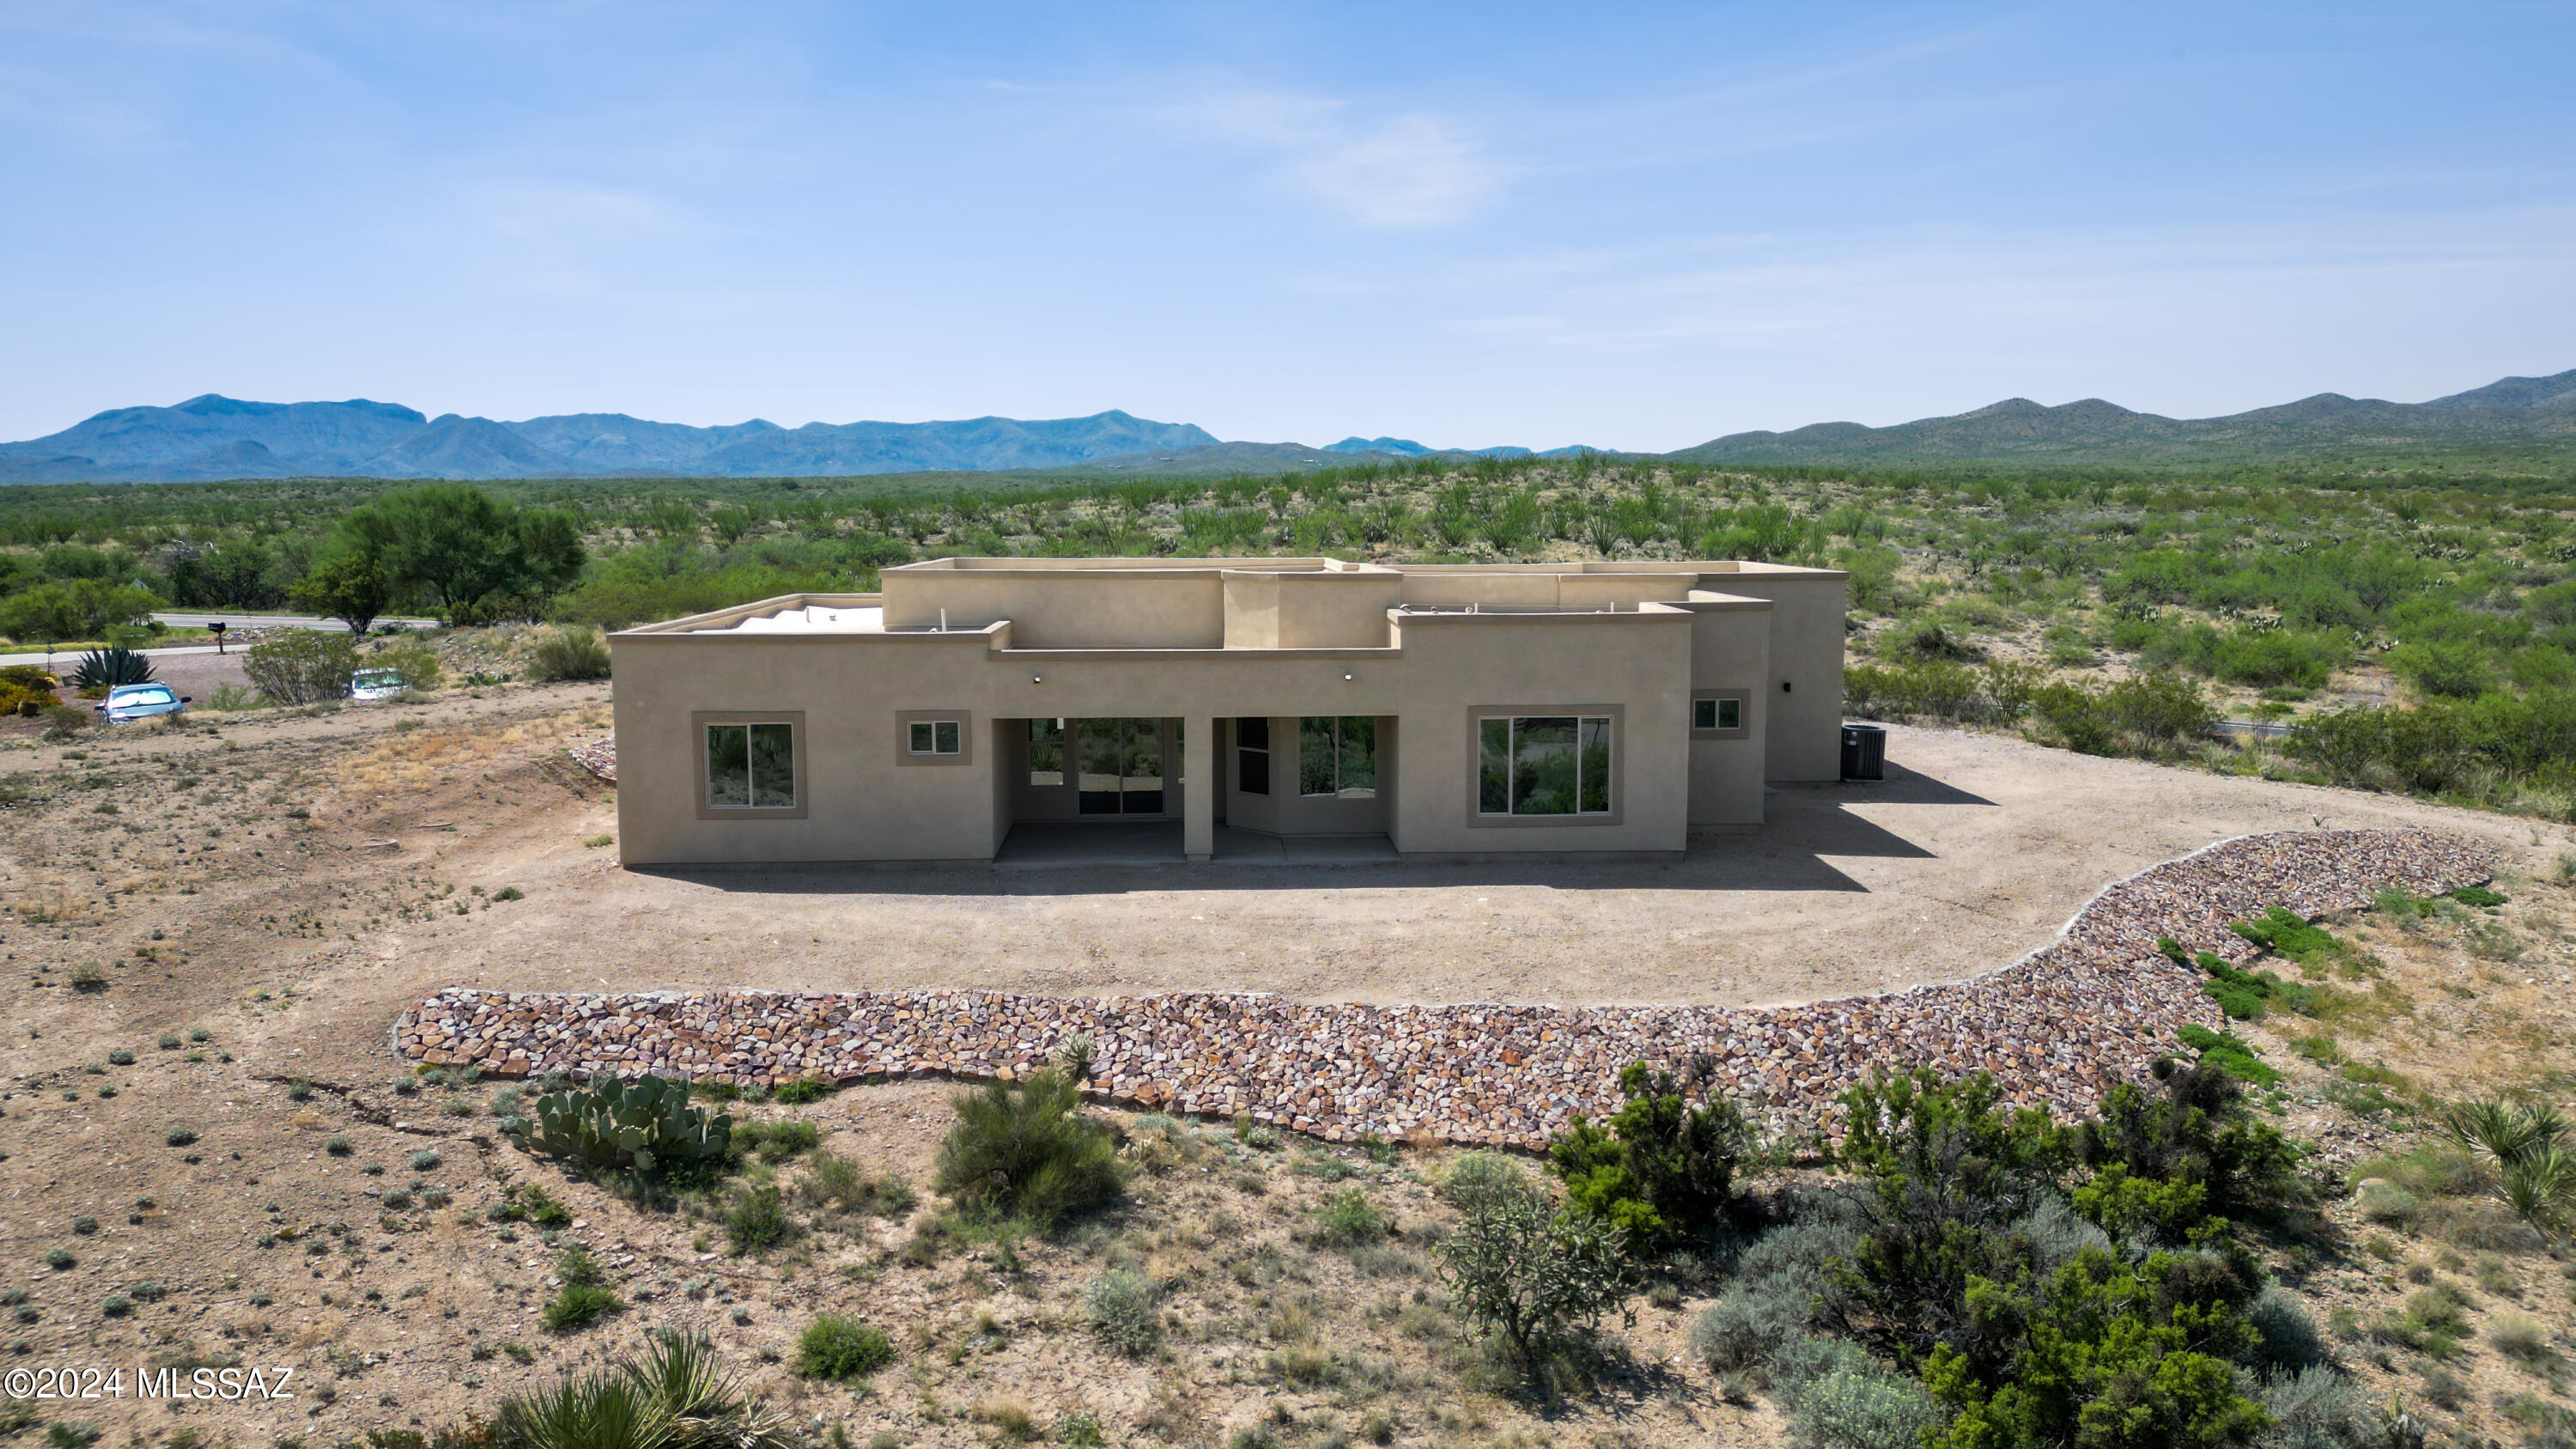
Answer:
[349, 667, 409, 701]
[96, 683, 190, 722]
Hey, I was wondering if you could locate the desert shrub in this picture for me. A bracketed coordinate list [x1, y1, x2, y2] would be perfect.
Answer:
[1314, 1188, 1390, 1247]
[1688, 1216, 1858, 1377]
[2354, 1179, 2421, 1228]
[771, 1078, 833, 1105]
[477, 1332, 792, 1447]
[1435, 1187, 1631, 1382]
[722, 1184, 793, 1256]
[2072, 1059, 2300, 1235]
[2490, 1311, 2553, 1369]
[736, 1117, 819, 1166]
[368, 638, 443, 691]
[1440, 1151, 1540, 1215]
[1546, 1057, 1757, 1255]
[933, 1068, 1121, 1229]
[164, 1127, 196, 1147]
[43, 703, 93, 739]
[794, 1314, 894, 1381]
[526, 627, 612, 683]
[243, 630, 360, 704]
[2251, 1366, 2379, 1449]
[2178, 1024, 2281, 1086]
[1084, 1269, 1161, 1356]
[541, 1280, 622, 1333]
[1790, 1362, 1943, 1449]
[105, 1047, 134, 1066]
[797, 1151, 914, 1218]
[2247, 1284, 2330, 1373]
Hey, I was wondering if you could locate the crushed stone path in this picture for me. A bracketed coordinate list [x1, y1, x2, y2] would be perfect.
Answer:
[395, 828, 2491, 1148]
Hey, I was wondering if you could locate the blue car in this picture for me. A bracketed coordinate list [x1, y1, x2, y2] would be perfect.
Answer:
[96, 682, 190, 722]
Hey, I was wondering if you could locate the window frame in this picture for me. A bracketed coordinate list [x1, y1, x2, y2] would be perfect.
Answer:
[1236, 715, 1271, 796]
[692, 710, 808, 820]
[1027, 717, 1067, 788]
[1465, 705, 1623, 827]
[895, 709, 974, 767]
[1297, 715, 1379, 799]
[1690, 689, 1751, 740]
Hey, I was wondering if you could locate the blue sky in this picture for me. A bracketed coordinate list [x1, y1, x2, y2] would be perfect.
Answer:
[3, 1, 2572, 451]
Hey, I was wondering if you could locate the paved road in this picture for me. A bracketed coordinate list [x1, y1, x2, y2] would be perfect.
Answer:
[0, 644, 233, 668]
[149, 612, 437, 632]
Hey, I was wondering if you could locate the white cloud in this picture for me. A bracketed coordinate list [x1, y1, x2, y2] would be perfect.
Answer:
[1285, 113, 1493, 228]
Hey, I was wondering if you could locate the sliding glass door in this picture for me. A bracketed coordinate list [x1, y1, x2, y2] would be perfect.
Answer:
[1076, 718, 1167, 815]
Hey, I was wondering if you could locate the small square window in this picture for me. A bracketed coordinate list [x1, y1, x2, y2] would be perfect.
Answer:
[1692, 698, 1718, 730]
[908, 720, 962, 755]
[1716, 698, 1741, 730]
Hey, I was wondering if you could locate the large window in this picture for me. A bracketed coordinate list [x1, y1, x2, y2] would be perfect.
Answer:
[1298, 716, 1377, 798]
[706, 721, 796, 809]
[1477, 715, 1612, 816]
[1028, 718, 1066, 787]
[1236, 716, 1270, 795]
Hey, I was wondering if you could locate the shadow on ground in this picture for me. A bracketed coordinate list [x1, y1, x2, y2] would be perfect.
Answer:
[635, 762, 1998, 899]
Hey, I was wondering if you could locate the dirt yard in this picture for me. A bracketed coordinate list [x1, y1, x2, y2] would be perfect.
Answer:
[4, 685, 2574, 1445]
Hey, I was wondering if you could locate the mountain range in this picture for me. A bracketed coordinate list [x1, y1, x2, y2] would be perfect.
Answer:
[1, 367, 2570, 483]
[1669, 368, 2576, 468]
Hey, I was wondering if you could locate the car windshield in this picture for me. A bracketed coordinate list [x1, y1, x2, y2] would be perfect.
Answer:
[352, 670, 403, 686]
[117, 686, 175, 704]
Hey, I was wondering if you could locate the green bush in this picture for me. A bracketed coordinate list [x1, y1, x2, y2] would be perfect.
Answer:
[1435, 1187, 1631, 1382]
[793, 1314, 894, 1381]
[1440, 1151, 1541, 1215]
[243, 630, 361, 705]
[542, 1281, 622, 1333]
[367, 638, 443, 691]
[70, 647, 155, 690]
[106, 1048, 133, 1066]
[526, 627, 612, 683]
[1546, 1058, 1756, 1255]
[1084, 1268, 1161, 1356]
[724, 1184, 793, 1256]
[797, 1150, 915, 1218]
[1313, 1188, 1390, 1247]
[932, 1068, 1121, 1229]
[1790, 1363, 1943, 1449]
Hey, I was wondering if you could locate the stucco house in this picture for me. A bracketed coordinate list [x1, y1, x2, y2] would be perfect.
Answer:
[607, 557, 1846, 867]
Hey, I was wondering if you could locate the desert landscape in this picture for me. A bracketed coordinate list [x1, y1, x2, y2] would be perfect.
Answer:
[6, 675, 2576, 1446]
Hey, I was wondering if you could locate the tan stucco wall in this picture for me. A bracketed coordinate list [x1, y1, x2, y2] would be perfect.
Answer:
[611, 557, 1838, 865]
[1690, 569, 1847, 782]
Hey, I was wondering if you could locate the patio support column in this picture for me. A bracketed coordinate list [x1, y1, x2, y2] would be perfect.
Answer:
[1183, 714, 1215, 861]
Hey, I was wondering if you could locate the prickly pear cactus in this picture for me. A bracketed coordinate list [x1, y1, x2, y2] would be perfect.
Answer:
[507, 1073, 732, 1178]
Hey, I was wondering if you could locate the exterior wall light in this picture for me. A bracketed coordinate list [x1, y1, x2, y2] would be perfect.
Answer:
[1343, 672, 1355, 681]
[1031, 674, 1044, 684]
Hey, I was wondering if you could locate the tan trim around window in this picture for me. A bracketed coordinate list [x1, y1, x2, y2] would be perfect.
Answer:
[1463, 703, 1625, 829]
[896, 709, 975, 767]
[692, 710, 809, 821]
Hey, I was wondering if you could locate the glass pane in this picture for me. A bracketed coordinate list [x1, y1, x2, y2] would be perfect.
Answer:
[706, 724, 750, 807]
[908, 721, 933, 753]
[1078, 719, 1121, 813]
[1237, 715, 1269, 750]
[933, 721, 960, 754]
[1336, 715, 1376, 797]
[1121, 719, 1163, 814]
[1238, 743, 1269, 795]
[1298, 716, 1336, 797]
[1029, 718, 1064, 787]
[1579, 717, 1612, 813]
[1512, 717, 1578, 816]
[1478, 718, 1510, 814]
[750, 722, 796, 807]
[1693, 698, 1716, 730]
[1717, 698, 1741, 730]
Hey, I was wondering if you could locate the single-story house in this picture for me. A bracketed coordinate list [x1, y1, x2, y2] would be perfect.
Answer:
[608, 557, 1846, 866]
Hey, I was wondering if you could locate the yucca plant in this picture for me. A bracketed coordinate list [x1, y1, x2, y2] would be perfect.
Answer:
[71, 648, 155, 689]
[2440, 1096, 2565, 1171]
[484, 1331, 791, 1448]
[2500, 1146, 2576, 1232]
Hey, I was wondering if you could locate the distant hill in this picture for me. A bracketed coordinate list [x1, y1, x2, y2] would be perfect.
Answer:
[1670, 368, 2576, 469]
[0, 396, 1224, 482]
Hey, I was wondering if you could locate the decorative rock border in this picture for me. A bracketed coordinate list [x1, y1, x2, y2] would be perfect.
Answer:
[395, 828, 2491, 1148]
[568, 738, 616, 783]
